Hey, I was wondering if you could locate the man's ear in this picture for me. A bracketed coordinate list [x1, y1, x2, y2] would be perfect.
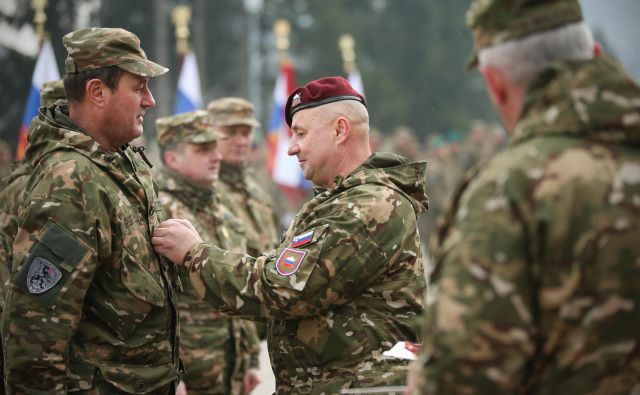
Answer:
[334, 116, 350, 145]
[163, 150, 179, 170]
[480, 66, 507, 107]
[85, 78, 106, 107]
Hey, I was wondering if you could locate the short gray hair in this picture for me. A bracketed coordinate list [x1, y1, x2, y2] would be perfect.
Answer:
[478, 22, 594, 85]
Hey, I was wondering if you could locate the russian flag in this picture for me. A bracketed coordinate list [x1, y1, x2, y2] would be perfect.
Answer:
[174, 50, 203, 114]
[16, 38, 60, 160]
[267, 62, 310, 207]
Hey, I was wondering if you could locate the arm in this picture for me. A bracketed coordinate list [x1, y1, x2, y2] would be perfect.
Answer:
[154, 190, 415, 321]
[414, 170, 535, 394]
[1, 166, 102, 393]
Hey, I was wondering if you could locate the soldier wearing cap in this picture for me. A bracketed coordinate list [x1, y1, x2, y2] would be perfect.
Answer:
[1, 28, 181, 393]
[411, 1, 640, 394]
[207, 97, 279, 260]
[153, 76, 429, 394]
[154, 110, 261, 395]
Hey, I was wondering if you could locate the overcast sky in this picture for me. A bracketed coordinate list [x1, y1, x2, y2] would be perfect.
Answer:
[581, 0, 640, 79]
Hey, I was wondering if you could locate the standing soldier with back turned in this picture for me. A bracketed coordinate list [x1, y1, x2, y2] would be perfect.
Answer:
[1, 28, 181, 393]
[411, 0, 640, 393]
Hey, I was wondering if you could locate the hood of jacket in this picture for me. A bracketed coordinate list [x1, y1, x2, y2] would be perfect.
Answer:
[332, 152, 429, 214]
[513, 55, 640, 146]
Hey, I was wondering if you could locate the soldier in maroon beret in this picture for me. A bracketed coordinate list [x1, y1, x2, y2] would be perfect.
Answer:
[153, 76, 429, 393]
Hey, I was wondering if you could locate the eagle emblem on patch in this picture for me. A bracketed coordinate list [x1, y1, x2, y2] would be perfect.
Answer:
[276, 248, 306, 276]
[27, 257, 62, 294]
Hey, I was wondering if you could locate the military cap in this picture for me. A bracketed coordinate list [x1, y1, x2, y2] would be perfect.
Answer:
[285, 76, 366, 127]
[207, 97, 260, 129]
[63, 27, 168, 77]
[156, 110, 223, 147]
[40, 79, 66, 107]
[466, 0, 583, 68]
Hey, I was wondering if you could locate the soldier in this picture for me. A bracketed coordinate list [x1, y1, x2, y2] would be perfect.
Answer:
[208, 97, 279, 340]
[153, 76, 429, 394]
[155, 110, 261, 395]
[411, 1, 640, 394]
[0, 79, 66, 298]
[1, 28, 181, 393]
[207, 97, 279, 258]
[0, 78, 66, 391]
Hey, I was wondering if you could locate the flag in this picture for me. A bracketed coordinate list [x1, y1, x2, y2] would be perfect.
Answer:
[348, 69, 365, 97]
[16, 38, 60, 160]
[267, 62, 309, 207]
[174, 50, 203, 114]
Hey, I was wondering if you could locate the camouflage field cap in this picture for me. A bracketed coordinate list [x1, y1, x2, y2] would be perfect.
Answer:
[207, 97, 260, 129]
[156, 110, 224, 147]
[466, 0, 583, 68]
[40, 79, 66, 107]
[63, 27, 169, 77]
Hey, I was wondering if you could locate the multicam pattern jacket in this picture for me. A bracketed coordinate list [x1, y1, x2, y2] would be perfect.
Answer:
[156, 168, 260, 395]
[217, 162, 279, 257]
[414, 56, 640, 394]
[183, 152, 428, 394]
[1, 102, 180, 394]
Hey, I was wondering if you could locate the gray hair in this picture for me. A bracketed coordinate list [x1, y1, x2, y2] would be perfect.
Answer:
[478, 22, 594, 85]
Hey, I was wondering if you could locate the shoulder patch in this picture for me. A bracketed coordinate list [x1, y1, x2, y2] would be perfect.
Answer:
[291, 230, 314, 248]
[276, 248, 307, 276]
[27, 257, 63, 294]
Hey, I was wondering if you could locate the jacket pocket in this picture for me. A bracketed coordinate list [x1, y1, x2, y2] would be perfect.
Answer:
[88, 250, 166, 341]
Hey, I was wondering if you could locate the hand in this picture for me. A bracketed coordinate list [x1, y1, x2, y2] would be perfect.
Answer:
[175, 380, 187, 395]
[153, 219, 203, 264]
[242, 368, 261, 395]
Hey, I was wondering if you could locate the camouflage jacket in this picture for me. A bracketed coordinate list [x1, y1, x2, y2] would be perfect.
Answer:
[183, 152, 428, 394]
[415, 56, 640, 394]
[1, 102, 180, 394]
[217, 162, 279, 257]
[0, 160, 31, 308]
[155, 168, 260, 395]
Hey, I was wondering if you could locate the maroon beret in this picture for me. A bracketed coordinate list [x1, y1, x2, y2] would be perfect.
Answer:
[285, 76, 366, 127]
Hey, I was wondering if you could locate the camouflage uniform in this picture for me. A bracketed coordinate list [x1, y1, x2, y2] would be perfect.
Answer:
[208, 98, 279, 258]
[414, 1, 640, 394]
[155, 112, 260, 395]
[184, 152, 428, 394]
[2, 28, 180, 394]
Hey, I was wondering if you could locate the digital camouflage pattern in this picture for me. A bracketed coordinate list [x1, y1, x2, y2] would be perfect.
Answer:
[1, 101, 181, 393]
[40, 79, 66, 107]
[155, 166, 260, 395]
[183, 152, 428, 394]
[63, 27, 168, 77]
[207, 97, 260, 129]
[413, 56, 640, 394]
[156, 110, 222, 147]
[466, 0, 583, 68]
[217, 162, 279, 257]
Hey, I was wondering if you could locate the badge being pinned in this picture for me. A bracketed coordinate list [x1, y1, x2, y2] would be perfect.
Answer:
[291, 230, 314, 248]
[27, 257, 62, 294]
[276, 248, 307, 276]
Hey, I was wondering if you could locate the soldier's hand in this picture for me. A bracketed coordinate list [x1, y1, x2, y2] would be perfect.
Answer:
[152, 219, 203, 265]
[175, 380, 187, 395]
[243, 368, 261, 394]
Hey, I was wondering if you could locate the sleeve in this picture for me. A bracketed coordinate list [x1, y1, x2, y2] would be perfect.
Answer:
[414, 169, 536, 394]
[1, 166, 103, 394]
[184, 189, 416, 321]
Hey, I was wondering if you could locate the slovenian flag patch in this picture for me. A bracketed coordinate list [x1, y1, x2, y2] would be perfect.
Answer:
[291, 230, 314, 248]
[276, 248, 307, 276]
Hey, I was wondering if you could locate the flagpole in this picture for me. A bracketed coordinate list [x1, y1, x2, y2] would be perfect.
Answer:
[338, 34, 356, 75]
[274, 19, 291, 67]
[32, 0, 48, 47]
[172, 5, 192, 65]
